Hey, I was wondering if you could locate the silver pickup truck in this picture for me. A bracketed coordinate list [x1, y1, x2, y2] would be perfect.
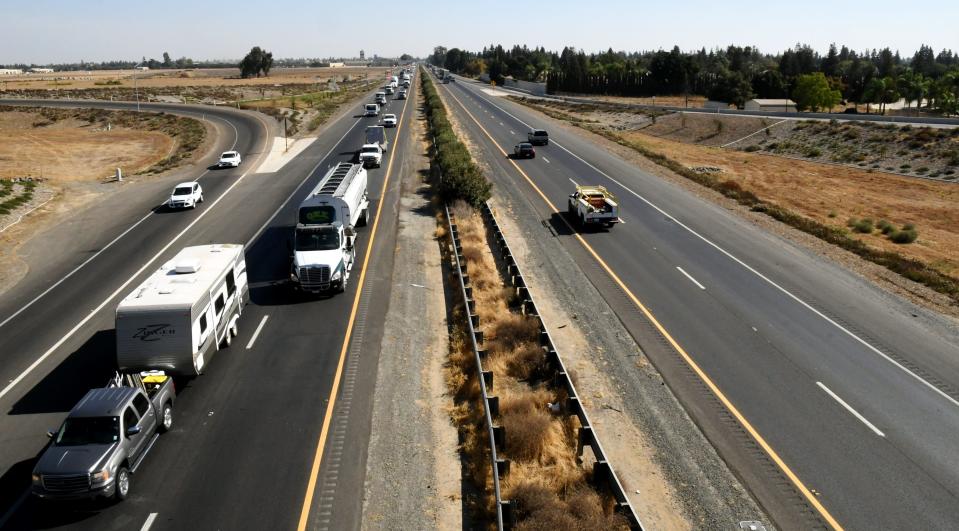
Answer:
[31, 372, 175, 501]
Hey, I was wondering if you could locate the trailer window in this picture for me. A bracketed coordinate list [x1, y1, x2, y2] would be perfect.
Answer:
[226, 270, 236, 296]
[133, 394, 150, 417]
[199, 313, 208, 335]
[214, 294, 225, 316]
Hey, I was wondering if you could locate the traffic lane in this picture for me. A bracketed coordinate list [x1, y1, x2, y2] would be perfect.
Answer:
[0, 122, 260, 402]
[0, 101, 261, 320]
[442, 82, 959, 528]
[460, 85, 959, 501]
[450, 80, 959, 392]
[0, 100, 360, 520]
[0, 88, 411, 529]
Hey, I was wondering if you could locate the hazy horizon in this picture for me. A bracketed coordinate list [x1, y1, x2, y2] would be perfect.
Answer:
[2, 0, 957, 65]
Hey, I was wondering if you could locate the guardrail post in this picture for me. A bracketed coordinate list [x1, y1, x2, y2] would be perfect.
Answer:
[496, 459, 510, 477]
[493, 425, 505, 447]
[470, 312, 480, 327]
[474, 329, 484, 344]
[577, 425, 595, 458]
[523, 300, 536, 316]
[482, 370, 494, 391]
[500, 500, 515, 530]
[487, 395, 499, 417]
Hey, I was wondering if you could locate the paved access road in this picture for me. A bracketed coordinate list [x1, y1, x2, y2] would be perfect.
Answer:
[436, 73, 959, 530]
[0, 78, 415, 531]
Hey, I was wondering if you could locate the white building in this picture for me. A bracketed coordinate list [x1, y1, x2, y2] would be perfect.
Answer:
[745, 99, 797, 112]
[30, 68, 54, 73]
[0, 69, 24, 76]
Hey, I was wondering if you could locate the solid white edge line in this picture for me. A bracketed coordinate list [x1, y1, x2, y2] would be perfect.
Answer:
[0, 112, 241, 332]
[0, 131, 266, 402]
[817, 381, 886, 437]
[246, 315, 270, 349]
[457, 81, 959, 411]
[568, 177, 578, 186]
[542, 156, 550, 163]
[676, 266, 706, 290]
[140, 512, 159, 531]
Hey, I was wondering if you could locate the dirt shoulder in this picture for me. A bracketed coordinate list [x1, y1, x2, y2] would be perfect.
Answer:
[360, 87, 461, 530]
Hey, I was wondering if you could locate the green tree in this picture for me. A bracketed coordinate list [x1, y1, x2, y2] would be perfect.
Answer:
[898, 71, 927, 111]
[239, 46, 273, 78]
[792, 72, 842, 111]
[162, 52, 172, 68]
[399, 54, 412, 61]
[707, 70, 754, 108]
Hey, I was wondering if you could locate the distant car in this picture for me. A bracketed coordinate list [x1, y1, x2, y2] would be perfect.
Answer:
[365, 103, 380, 116]
[383, 114, 397, 127]
[166, 182, 203, 209]
[385, 86, 394, 95]
[397, 90, 407, 100]
[527, 129, 549, 146]
[359, 144, 383, 168]
[513, 142, 535, 159]
[217, 151, 241, 167]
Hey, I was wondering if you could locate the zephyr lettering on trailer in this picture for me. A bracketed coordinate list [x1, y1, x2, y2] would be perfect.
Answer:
[133, 324, 175, 341]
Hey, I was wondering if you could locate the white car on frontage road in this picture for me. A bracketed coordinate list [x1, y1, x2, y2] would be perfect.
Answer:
[166, 181, 203, 209]
[217, 151, 242, 168]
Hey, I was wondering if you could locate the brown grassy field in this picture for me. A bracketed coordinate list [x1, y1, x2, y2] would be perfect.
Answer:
[0, 67, 393, 91]
[0, 110, 174, 181]
[620, 133, 959, 276]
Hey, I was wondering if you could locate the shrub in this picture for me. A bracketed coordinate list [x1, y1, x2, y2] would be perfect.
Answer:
[743, 145, 760, 152]
[853, 218, 874, 233]
[890, 229, 918, 244]
[877, 219, 895, 234]
[804, 146, 822, 157]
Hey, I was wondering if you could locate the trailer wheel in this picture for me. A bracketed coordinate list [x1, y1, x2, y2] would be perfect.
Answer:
[229, 319, 239, 341]
[115, 467, 130, 501]
[159, 403, 173, 433]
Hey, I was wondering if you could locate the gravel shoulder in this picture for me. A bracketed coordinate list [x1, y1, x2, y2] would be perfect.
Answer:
[360, 90, 461, 530]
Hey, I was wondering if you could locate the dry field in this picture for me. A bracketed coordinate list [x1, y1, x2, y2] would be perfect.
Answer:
[0, 110, 173, 181]
[619, 131, 959, 276]
[0, 66, 393, 91]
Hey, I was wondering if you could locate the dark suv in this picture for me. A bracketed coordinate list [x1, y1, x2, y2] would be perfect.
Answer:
[513, 143, 535, 159]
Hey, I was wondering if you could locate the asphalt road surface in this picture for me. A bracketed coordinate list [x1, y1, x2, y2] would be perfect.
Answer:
[436, 72, 959, 530]
[0, 77, 415, 531]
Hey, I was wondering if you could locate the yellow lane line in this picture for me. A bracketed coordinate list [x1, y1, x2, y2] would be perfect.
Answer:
[441, 84, 843, 531]
[295, 77, 414, 531]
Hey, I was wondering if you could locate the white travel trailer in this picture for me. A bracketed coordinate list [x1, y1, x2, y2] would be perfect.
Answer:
[116, 244, 248, 376]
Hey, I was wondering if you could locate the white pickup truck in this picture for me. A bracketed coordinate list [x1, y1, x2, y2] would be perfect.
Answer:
[568, 185, 621, 228]
[358, 144, 383, 168]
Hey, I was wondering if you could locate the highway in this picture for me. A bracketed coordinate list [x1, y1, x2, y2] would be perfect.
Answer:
[436, 72, 959, 530]
[0, 77, 415, 531]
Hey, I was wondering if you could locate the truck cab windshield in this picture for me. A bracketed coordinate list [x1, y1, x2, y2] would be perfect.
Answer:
[55, 417, 120, 446]
[296, 228, 340, 251]
[361, 147, 379, 154]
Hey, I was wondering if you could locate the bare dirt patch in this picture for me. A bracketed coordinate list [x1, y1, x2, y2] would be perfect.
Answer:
[0, 118, 173, 182]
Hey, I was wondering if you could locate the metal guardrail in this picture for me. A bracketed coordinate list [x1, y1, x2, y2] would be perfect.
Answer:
[444, 203, 508, 530]
[444, 203, 644, 529]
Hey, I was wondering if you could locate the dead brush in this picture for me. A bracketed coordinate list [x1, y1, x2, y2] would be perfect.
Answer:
[441, 200, 619, 528]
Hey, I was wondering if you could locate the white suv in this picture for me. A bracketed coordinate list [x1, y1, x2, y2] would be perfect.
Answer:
[383, 114, 397, 127]
[218, 151, 242, 168]
[167, 182, 203, 209]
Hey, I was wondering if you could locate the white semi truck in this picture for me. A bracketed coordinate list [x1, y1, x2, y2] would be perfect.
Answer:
[290, 163, 369, 293]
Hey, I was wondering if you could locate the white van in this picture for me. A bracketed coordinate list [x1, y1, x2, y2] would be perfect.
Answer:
[365, 103, 380, 116]
[116, 244, 248, 376]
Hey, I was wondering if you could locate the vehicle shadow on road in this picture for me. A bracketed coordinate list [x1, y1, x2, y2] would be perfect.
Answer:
[8, 330, 117, 416]
[245, 225, 324, 307]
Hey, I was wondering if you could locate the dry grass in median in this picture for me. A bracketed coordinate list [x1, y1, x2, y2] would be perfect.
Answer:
[440, 201, 629, 530]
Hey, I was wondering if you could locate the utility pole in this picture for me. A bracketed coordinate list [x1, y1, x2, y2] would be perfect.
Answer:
[133, 61, 142, 113]
[283, 116, 288, 151]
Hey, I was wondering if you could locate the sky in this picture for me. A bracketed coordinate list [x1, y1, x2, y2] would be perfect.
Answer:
[2, 0, 957, 64]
